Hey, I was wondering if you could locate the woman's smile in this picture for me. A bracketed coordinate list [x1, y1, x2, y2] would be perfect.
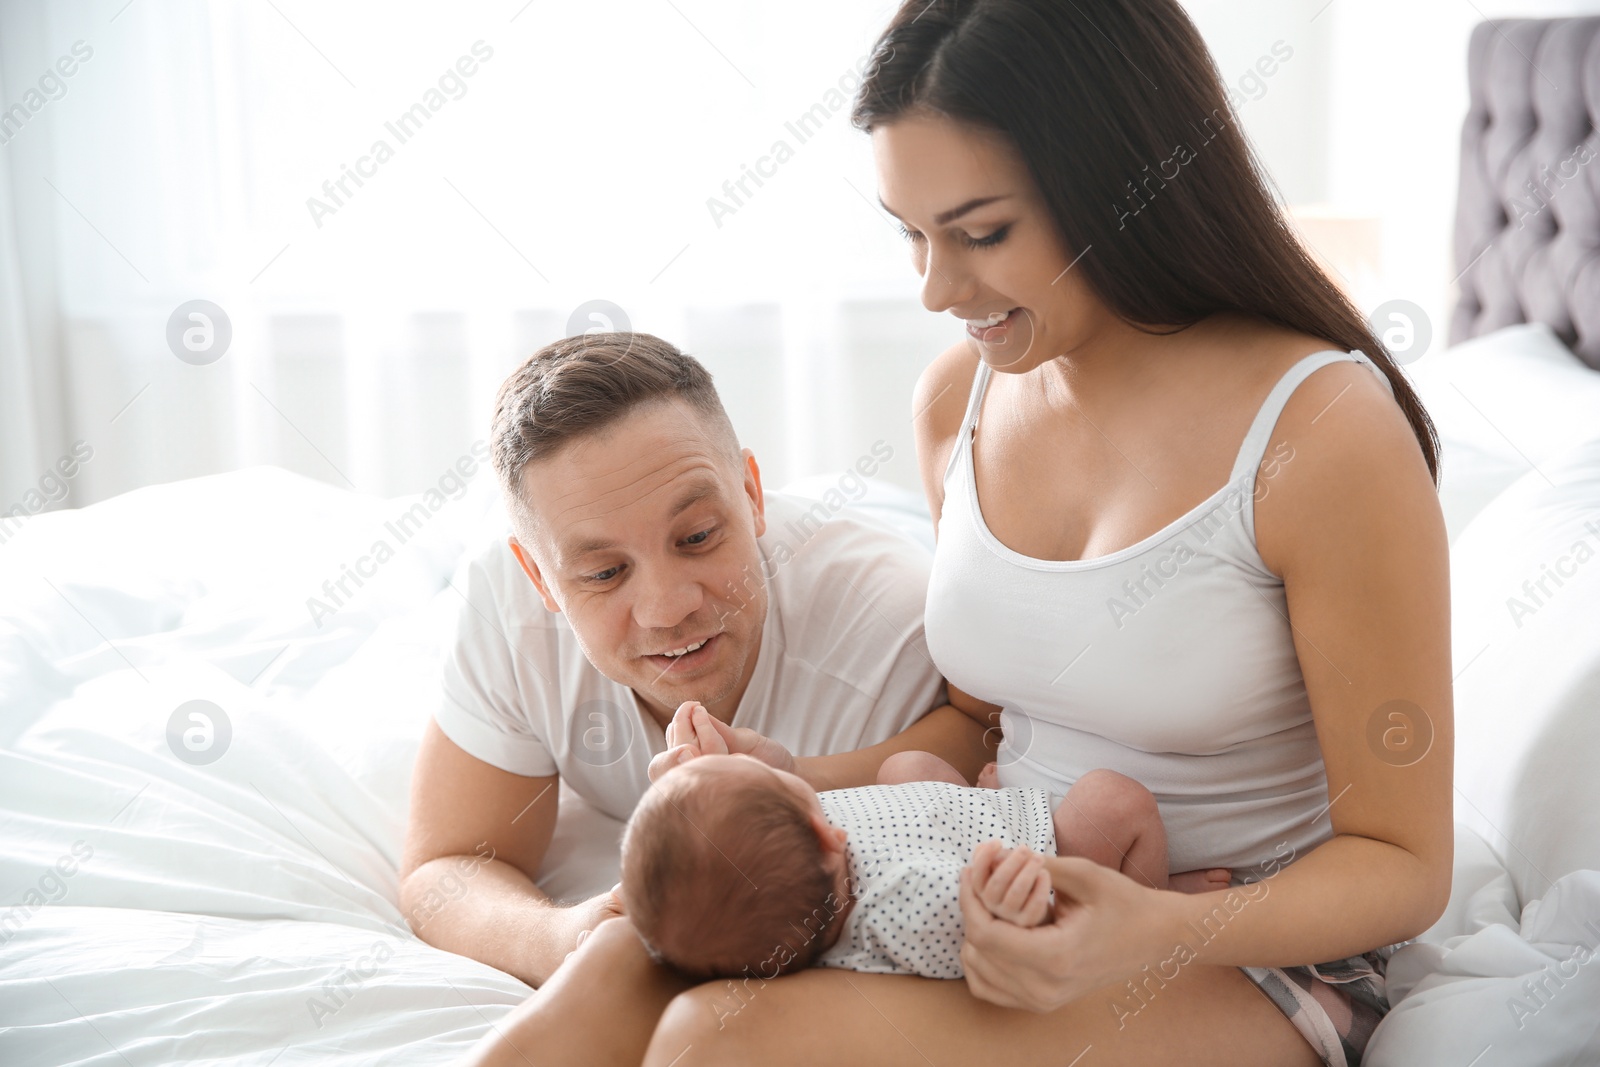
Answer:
[963, 307, 1020, 342]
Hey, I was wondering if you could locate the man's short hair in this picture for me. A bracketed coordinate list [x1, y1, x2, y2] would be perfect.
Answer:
[489, 331, 742, 534]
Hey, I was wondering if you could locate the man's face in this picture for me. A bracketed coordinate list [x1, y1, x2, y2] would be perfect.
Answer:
[510, 399, 769, 722]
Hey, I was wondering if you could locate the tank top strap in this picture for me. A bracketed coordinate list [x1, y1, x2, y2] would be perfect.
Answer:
[939, 359, 995, 488]
[1226, 348, 1392, 484]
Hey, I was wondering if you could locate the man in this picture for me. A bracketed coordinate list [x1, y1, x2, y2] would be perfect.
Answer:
[399, 331, 991, 988]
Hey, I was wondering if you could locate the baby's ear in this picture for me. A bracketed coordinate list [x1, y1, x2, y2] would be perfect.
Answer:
[810, 812, 847, 855]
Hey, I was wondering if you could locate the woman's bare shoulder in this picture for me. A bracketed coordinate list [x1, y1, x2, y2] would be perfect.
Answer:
[911, 340, 981, 524]
[1250, 329, 1433, 578]
[1213, 317, 1347, 383]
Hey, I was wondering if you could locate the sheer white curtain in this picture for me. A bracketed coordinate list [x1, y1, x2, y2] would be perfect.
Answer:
[3, 0, 1497, 513]
[0, 3, 72, 521]
[0, 0, 957, 510]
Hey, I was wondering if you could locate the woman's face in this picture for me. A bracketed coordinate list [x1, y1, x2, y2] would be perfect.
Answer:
[871, 110, 1118, 374]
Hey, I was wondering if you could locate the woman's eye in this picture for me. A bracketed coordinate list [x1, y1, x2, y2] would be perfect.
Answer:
[965, 225, 1010, 249]
[897, 222, 1009, 249]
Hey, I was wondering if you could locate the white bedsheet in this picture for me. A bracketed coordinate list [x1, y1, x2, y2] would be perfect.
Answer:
[2, 465, 1598, 1065]
[1, 468, 548, 1064]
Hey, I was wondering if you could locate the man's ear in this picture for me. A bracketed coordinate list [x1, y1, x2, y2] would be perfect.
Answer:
[508, 536, 561, 614]
[809, 811, 847, 857]
[741, 448, 766, 538]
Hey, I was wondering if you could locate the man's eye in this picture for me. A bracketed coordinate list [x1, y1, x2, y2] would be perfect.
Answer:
[683, 529, 712, 546]
[585, 566, 621, 583]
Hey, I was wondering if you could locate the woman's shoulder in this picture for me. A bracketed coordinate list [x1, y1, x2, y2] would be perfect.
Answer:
[1201, 316, 1346, 389]
[1232, 322, 1400, 440]
[911, 340, 982, 521]
[912, 340, 981, 438]
[1237, 326, 1434, 577]
[1201, 319, 1396, 439]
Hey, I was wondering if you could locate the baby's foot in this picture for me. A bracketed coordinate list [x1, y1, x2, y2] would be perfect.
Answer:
[1167, 868, 1233, 894]
[976, 762, 1000, 789]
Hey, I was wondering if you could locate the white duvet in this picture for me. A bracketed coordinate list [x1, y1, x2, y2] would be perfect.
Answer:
[2, 464, 1598, 1065]
[0, 468, 619, 1065]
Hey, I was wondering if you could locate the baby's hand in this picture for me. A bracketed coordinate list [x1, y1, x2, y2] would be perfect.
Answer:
[647, 701, 726, 782]
[972, 843, 1053, 927]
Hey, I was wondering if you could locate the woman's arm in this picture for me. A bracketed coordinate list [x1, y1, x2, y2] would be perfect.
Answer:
[960, 360, 1455, 1009]
[1173, 358, 1455, 953]
[1216, 356, 1459, 940]
[795, 694, 996, 791]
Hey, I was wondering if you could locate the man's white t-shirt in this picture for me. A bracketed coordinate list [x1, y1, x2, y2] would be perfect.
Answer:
[434, 491, 949, 822]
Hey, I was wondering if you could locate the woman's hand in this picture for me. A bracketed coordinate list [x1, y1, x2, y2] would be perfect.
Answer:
[646, 701, 797, 781]
[958, 841, 1185, 1013]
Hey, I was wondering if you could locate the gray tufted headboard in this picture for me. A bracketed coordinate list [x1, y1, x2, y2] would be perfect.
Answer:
[1451, 17, 1600, 369]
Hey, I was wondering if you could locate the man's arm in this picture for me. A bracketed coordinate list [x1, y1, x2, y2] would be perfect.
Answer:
[399, 720, 617, 987]
[794, 689, 997, 792]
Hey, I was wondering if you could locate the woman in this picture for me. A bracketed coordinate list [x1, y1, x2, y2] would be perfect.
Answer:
[466, 1, 1452, 1064]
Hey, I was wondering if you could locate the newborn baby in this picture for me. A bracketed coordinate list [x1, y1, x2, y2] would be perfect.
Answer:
[620, 704, 1231, 982]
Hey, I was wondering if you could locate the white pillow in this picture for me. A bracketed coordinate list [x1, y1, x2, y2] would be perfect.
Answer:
[777, 477, 936, 555]
[1448, 433, 1600, 907]
[1408, 323, 1600, 542]
[1434, 435, 1530, 546]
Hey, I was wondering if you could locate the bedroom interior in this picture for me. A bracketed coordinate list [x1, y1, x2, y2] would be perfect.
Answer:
[2, 2, 1599, 1064]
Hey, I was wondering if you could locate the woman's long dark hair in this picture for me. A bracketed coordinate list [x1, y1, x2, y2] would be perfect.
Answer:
[851, 0, 1440, 484]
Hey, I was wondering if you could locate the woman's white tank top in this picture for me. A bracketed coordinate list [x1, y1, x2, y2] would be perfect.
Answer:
[924, 349, 1394, 876]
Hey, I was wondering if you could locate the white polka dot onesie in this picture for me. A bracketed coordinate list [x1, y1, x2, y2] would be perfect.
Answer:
[814, 780, 1057, 980]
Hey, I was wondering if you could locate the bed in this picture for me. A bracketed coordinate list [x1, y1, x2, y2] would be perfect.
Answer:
[4, 16, 1600, 1066]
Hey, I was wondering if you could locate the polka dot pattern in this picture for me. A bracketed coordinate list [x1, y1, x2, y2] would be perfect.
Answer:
[814, 781, 1056, 979]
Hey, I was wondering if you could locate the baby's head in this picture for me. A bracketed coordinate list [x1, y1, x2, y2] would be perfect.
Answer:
[621, 754, 852, 981]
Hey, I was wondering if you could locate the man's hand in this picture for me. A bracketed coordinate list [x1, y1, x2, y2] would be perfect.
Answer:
[646, 701, 797, 782]
[558, 884, 626, 965]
